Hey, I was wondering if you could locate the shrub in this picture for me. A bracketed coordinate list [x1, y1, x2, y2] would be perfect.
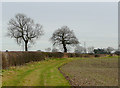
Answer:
[2, 51, 107, 69]
[2, 51, 45, 69]
[42, 52, 64, 58]
[94, 54, 100, 57]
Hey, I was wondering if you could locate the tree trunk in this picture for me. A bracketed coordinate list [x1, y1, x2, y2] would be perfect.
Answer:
[63, 44, 67, 53]
[64, 47, 67, 53]
[25, 41, 28, 51]
[62, 35, 67, 53]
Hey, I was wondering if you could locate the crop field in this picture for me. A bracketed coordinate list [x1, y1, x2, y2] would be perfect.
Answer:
[2, 56, 118, 87]
[60, 56, 118, 86]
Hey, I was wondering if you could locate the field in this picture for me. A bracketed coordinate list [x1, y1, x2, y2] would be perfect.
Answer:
[2, 58, 75, 86]
[60, 57, 118, 86]
[2, 56, 118, 87]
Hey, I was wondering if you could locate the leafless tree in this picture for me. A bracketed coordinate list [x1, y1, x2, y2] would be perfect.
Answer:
[74, 45, 85, 54]
[106, 47, 114, 53]
[52, 48, 59, 52]
[87, 46, 94, 53]
[50, 26, 79, 53]
[7, 13, 43, 51]
[45, 47, 51, 52]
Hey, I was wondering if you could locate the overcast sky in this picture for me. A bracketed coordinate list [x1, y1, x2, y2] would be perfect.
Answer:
[1, 2, 118, 51]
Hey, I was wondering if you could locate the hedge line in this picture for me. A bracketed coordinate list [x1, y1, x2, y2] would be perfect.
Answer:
[2, 52, 45, 69]
[2, 51, 65, 69]
[1, 51, 107, 69]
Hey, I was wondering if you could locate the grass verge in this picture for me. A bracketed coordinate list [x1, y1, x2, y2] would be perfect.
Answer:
[2, 58, 77, 86]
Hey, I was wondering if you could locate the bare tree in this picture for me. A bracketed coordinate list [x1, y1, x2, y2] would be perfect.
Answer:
[87, 46, 94, 53]
[50, 26, 79, 53]
[7, 13, 43, 51]
[52, 48, 59, 52]
[74, 45, 85, 54]
[106, 47, 114, 54]
[45, 47, 51, 52]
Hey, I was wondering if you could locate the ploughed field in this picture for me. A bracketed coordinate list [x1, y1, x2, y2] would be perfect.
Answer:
[2, 56, 118, 86]
[60, 57, 118, 86]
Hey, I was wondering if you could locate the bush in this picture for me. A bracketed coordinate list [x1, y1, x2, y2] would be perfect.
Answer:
[2, 51, 107, 69]
[2, 51, 45, 69]
[67, 53, 75, 57]
[42, 52, 64, 58]
[2, 52, 64, 69]
[94, 54, 100, 57]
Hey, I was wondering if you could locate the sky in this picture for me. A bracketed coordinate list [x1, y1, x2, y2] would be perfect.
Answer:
[1, 2, 118, 51]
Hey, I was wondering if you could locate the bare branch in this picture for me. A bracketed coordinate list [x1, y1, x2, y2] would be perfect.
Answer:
[7, 13, 44, 51]
[50, 26, 79, 52]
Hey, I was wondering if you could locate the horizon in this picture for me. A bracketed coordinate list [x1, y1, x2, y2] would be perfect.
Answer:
[1, 2, 118, 52]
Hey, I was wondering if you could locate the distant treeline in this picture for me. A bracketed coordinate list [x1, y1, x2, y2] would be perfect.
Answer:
[1, 51, 116, 69]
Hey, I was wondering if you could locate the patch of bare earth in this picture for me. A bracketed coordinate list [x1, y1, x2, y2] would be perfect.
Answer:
[59, 58, 118, 86]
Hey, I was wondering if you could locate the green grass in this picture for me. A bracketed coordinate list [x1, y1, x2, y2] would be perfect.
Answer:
[2, 56, 118, 86]
[2, 58, 77, 86]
